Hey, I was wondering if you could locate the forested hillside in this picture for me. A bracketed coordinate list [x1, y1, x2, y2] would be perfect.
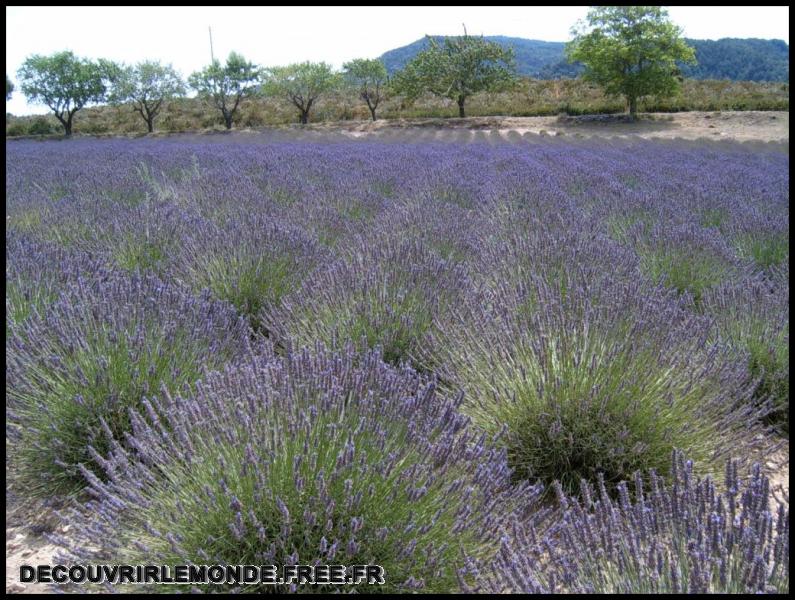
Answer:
[380, 36, 789, 81]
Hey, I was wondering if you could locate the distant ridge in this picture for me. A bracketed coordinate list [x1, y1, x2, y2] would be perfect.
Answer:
[379, 36, 789, 82]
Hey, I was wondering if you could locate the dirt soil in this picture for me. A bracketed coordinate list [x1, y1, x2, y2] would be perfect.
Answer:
[306, 110, 789, 144]
[6, 489, 75, 594]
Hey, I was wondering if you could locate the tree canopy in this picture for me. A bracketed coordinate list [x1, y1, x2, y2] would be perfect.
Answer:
[110, 61, 185, 132]
[342, 58, 389, 121]
[188, 52, 261, 129]
[391, 31, 517, 118]
[17, 51, 108, 136]
[566, 6, 696, 118]
[262, 62, 340, 124]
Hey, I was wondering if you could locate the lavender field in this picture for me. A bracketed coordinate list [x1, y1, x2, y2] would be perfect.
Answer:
[5, 131, 789, 593]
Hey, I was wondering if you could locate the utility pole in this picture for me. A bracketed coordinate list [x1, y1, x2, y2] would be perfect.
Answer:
[209, 26, 215, 64]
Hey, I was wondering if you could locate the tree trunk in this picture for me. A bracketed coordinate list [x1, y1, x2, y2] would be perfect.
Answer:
[299, 111, 308, 125]
[55, 116, 68, 137]
[457, 95, 465, 118]
[146, 118, 154, 133]
[369, 105, 377, 121]
[224, 114, 233, 129]
[628, 96, 638, 120]
[64, 116, 73, 137]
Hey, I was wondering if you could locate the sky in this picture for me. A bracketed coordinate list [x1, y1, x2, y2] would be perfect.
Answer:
[5, 5, 790, 116]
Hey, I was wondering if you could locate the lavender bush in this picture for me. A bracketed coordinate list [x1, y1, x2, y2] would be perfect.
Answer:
[724, 203, 789, 273]
[469, 451, 789, 594]
[735, 231, 789, 271]
[5, 231, 108, 330]
[6, 272, 252, 497]
[5, 133, 788, 594]
[264, 236, 470, 369]
[634, 223, 743, 309]
[427, 259, 765, 496]
[703, 276, 789, 435]
[105, 200, 202, 276]
[172, 213, 327, 332]
[371, 197, 488, 266]
[53, 344, 539, 593]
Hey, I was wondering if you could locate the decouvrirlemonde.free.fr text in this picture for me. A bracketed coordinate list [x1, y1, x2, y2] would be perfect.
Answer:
[20, 564, 386, 586]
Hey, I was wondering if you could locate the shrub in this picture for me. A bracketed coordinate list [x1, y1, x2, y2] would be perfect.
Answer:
[371, 198, 487, 266]
[469, 451, 789, 594]
[703, 277, 789, 435]
[173, 214, 326, 333]
[636, 224, 740, 309]
[264, 236, 469, 369]
[735, 231, 789, 270]
[112, 231, 169, 273]
[471, 201, 642, 303]
[700, 207, 730, 230]
[640, 245, 729, 306]
[6, 272, 252, 498]
[606, 209, 655, 244]
[52, 345, 539, 593]
[5, 232, 107, 330]
[28, 116, 56, 135]
[6, 121, 28, 136]
[427, 267, 764, 497]
[106, 201, 200, 276]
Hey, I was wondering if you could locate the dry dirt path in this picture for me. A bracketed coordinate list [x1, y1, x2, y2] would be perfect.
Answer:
[313, 110, 788, 144]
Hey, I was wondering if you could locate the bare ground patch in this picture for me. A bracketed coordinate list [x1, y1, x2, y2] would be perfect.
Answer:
[308, 110, 788, 144]
[6, 491, 69, 594]
[9, 110, 788, 145]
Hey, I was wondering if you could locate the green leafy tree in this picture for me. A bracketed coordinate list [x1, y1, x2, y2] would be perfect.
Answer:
[392, 30, 517, 118]
[109, 61, 185, 132]
[262, 62, 340, 124]
[96, 58, 125, 85]
[188, 52, 261, 129]
[6, 75, 13, 101]
[566, 6, 696, 119]
[342, 58, 389, 121]
[17, 51, 108, 136]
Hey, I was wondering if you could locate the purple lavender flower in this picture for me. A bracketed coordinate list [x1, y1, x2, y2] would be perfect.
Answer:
[472, 451, 789, 594]
[55, 344, 541, 593]
[7, 271, 252, 497]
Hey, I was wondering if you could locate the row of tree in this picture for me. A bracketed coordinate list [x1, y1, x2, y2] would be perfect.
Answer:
[9, 7, 697, 136]
[10, 35, 517, 136]
[11, 53, 378, 135]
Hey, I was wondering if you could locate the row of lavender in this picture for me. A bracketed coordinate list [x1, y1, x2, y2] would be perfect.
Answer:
[6, 134, 788, 593]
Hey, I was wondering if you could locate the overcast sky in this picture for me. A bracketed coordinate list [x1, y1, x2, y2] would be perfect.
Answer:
[6, 5, 790, 116]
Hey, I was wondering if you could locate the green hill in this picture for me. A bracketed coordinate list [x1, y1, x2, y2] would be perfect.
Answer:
[379, 36, 789, 82]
